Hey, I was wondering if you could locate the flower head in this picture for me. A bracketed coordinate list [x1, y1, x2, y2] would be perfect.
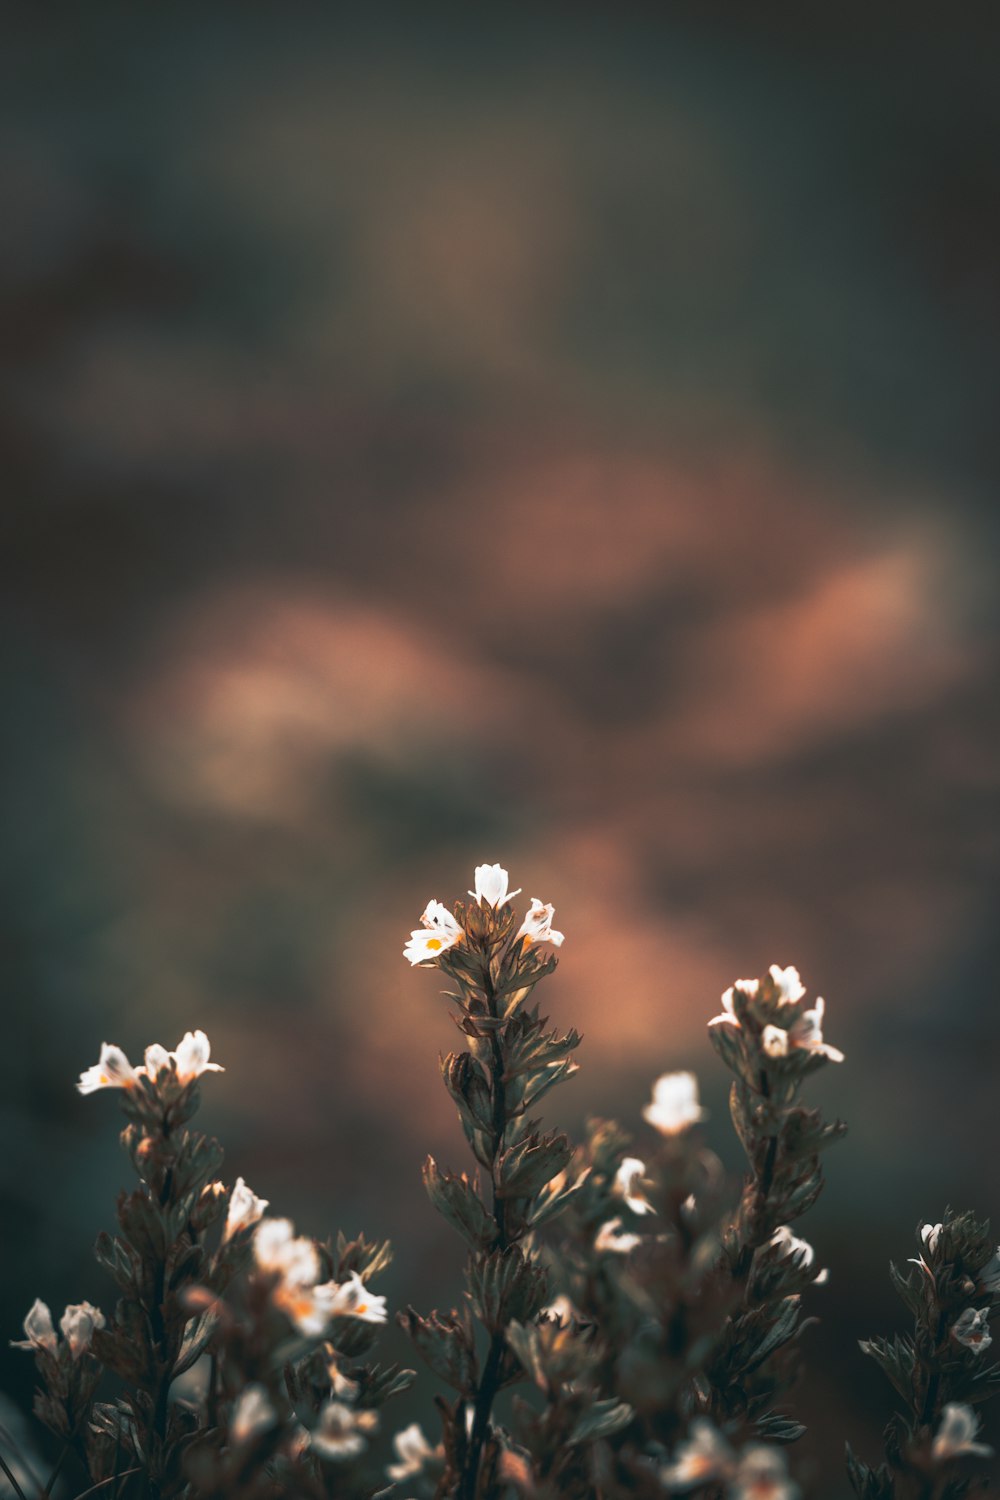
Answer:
[59, 1302, 105, 1359]
[225, 1178, 270, 1241]
[660, 1420, 733, 1488]
[77, 1043, 138, 1095]
[387, 1422, 440, 1483]
[173, 1030, 225, 1084]
[732, 1445, 799, 1500]
[230, 1384, 278, 1446]
[311, 1400, 377, 1461]
[768, 965, 806, 1005]
[613, 1156, 656, 1216]
[323, 1270, 388, 1324]
[643, 1071, 707, 1135]
[469, 863, 521, 907]
[594, 1217, 642, 1255]
[142, 1043, 173, 1079]
[768, 1227, 828, 1285]
[404, 901, 464, 966]
[516, 897, 565, 948]
[787, 999, 844, 1062]
[951, 1306, 992, 1354]
[10, 1299, 58, 1354]
[932, 1402, 994, 1461]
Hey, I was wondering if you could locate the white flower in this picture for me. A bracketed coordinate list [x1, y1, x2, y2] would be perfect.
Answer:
[541, 1294, 579, 1323]
[141, 1043, 173, 1079]
[761, 1026, 789, 1059]
[768, 965, 806, 1005]
[10, 1299, 58, 1354]
[224, 1178, 270, 1241]
[642, 1071, 707, 1135]
[660, 1420, 733, 1487]
[713, 978, 760, 1023]
[469, 863, 521, 907]
[978, 1248, 1000, 1293]
[322, 1270, 388, 1324]
[254, 1218, 321, 1284]
[613, 1157, 656, 1216]
[594, 1217, 642, 1255]
[173, 1030, 225, 1084]
[404, 902, 464, 965]
[951, 1307, 992, 1354]
[786, 999, 844, 1063]
[230, 1384, 278, 1445]
[387, 1422, 439, 1482]
[921, 1222, 943, 1255]
[276, 1282, 340, 1338]
[77, 1043, 138, 1095]
[311, 1400, 376, 1461]
[932, 1402, 994, 1461]
[769, 1227, 828, 1285]
[732, 1445, 799, 1500]
[59, 1302, 105, 1359]
[516, 898, 564, 948]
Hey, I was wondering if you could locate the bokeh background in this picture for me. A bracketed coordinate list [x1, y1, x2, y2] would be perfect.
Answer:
[2, 6, 998, 1493]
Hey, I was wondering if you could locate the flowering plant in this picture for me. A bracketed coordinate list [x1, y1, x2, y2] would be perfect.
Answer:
[6, 864, 997, 1500]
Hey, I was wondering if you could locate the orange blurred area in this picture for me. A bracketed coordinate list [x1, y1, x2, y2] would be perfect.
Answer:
[1, 7, 998, 1491]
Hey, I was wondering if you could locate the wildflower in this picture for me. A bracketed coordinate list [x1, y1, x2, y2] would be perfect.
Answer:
[253, 1218, 331, 1333]
[10, 1299, 58, 1354]
[660, 1420, 733, 1488]
[311, 1400, 377, 1461]
[769, 1226, 827, 1283]
[761, 1026, 788, 1058]
[978, 1247, 1000, 1293]
[731, 1445, 799, 1500]
[516, 897, 565, 948]
[786, 999, 844, 1062]
[594, 1217, 642, 1255]
[323, 1270, 388, 1324]
[224, 1177, 270, 1240]
[230, 1383, 278, 1445]
[642, 1071, 707, 1135]
[469, 863, 521, 907]
[59, 1302, 105, 1358]
[173, 1030, 225, 1084]
[541, 1294, 579, 1323]
[141, 1043, 173, 1079]
[921, 1222, 942, 1255]
[711, 978, 759, 1028]
[932, 1402, 994, 1461]
[613, 1156, 656, 1216]
[387, 1422, 439, 1482]
[951, 1307, 992, 1353]
[403, 902, 464, 966]
[768, 965, 806, 1005]
[77, 1043, 138, 1095]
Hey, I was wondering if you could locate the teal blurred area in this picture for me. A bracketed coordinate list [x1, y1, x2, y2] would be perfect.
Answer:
[1, 6, 998, 1490]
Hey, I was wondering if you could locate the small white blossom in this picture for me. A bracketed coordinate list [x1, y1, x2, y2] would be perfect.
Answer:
[541, 1294, 579, 1323]
[59, 1302, 105, 1358]
[311, 1400, 376, 1461]
[224, 1178, 270, 1241]
[230, 1384, 278, 1445]
[404, 902, 464, 966]
[387, 1422, 439, 1482]
[768, 965, 806, 1005]
[932, 1402, 994, 1461]
[77, 1043, 138, 1095]
[516, 897, 565, 948]
[731, 1445, 799, 1500]
[769, 1228, 828, 1285]
[660, 1420, 733, 1488]
[951, 1307, 992, 1354]
[643, 1071, 707, 1135]
[613, 1156, 656, 1216]
[173, 1030, 225, 1084]
[253, 1218, 322, 1287]
[921, 1223, 943, 1254]
[322, 1270, 388, 1324]
[142, 1043, 173, 1079]
[761, 1026, 789, 1059]
[10, 1299, 58, 1354]
[594, 1217, 642, 1255]
[787, 999, 844, 1062]
[978, 1248, 1000, 1293]
[469, 863, 521, 907]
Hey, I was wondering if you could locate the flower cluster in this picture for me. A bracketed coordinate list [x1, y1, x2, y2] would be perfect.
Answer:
[252, 1216, 387, 1337]
[77, 1028, 224, 1094]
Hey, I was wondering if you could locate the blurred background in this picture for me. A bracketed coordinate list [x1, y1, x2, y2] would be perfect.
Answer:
[2, 5, 998, 1492]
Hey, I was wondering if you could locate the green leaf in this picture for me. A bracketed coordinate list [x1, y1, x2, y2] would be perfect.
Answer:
[422, 1157, 496, 1250]
[568, 1398, 634, 1444]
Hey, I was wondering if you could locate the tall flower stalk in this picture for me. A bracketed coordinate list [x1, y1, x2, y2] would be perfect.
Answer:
[401, 864, 589, 1499]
